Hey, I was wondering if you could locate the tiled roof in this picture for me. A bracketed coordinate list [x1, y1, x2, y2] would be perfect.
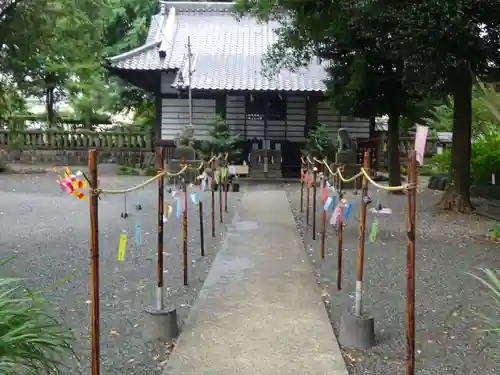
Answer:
[107, 1, 327, 91]
[173, 54, 326, 91]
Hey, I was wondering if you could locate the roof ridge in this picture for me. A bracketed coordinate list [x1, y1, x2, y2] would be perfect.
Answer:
[162, 1, 235, 13]
[158, 6, 176, 59]
[108, 41, 161, 63]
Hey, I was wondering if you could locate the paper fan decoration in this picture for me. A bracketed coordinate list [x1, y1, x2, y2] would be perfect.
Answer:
[54, 167, 87, 200]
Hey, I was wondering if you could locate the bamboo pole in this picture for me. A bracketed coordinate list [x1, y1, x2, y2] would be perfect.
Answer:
[312, 168, 317, 240]
[156, 147, 165, 310]
[306, 180, 310, 225]
[300, 165, 304, 213]
[88, 150, 100, 375]
[320, 171, 326, 259]
[199, 201, 205, 256]
[219, 179, 223, 224]
[224, 167, 228, 213]
[211, 160, 216, 238]
[337, 211, 343, 290]
[183, 177, 188, 286]
[355, 151, 370, 317]
[406, 150, 417, 375]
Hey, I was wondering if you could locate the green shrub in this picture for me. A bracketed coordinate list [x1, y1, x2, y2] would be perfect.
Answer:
[302, 124, 335, 160]
[429, 150, 451, 174]
[470, 136, 500, 184]
[430, 139, 500, 185]
[0, 277, 76, 373]
[116, 166, 140, 176]
[143, 167, 158, 176]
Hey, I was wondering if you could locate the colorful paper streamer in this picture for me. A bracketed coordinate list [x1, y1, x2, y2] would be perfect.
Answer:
[324, 195, 337, 211]
[344, 203, 353, 220]
[369, 219, 379, 243]
[118, 234, 127, 261]
[135, 224, 142, 246]
[163, 205, 173, 223]
[330, 205, 341, 225]
[176, 198, 182, 217]
[190, 192, 197, 205]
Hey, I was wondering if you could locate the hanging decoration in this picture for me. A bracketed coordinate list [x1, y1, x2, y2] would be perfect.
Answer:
[190, 192, 198, 205]
[120, 195, 129, 219]
[324, 194, 336, 212]
[135, 190, 142, 211]
[176, 197, 182, 218]
[369, 220, 379, 243]
[163, 205, 173, 223]
[344, 203, 353, 220]
[118, 233, 127, 261]
[135, 224, 142, 246]
[54, 167, 87, 200]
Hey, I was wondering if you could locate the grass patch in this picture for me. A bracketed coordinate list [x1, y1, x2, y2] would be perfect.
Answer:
[143, 167, 159, 176]
[116, 166, 140, 176]
[0, 277, 77, 373]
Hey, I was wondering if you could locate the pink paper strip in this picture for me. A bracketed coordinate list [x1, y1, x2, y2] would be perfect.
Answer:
[414, 125, 428, 166]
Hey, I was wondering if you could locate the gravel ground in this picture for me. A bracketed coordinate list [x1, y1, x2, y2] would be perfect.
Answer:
[0, 173, 242, 375]
[285, 182, 500, 375]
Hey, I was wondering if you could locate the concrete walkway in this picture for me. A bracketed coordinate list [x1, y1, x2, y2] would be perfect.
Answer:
[163, 189, 348, 375]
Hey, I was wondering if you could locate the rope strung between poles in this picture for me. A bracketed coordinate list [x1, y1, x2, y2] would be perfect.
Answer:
[94, 165, 189, 195]
[336, 168, 364, 183]
[92, 152, 229, 196]
[359, 168, 415, 191]
[301, 155, 417, 191]
[313, 157, 339, 176]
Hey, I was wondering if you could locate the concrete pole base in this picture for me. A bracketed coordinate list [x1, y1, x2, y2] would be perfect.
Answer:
[143, 307, 179, 342]
[338, 308, 376, 350]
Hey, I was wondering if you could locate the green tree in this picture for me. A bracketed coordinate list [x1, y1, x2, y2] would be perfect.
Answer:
[0, 0, 104, 127]
[68, 76, 119, 129]
[387, 1, 500, 212]
[102, 0, 158, 110]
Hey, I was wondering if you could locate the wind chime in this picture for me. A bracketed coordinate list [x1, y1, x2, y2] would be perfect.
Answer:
[367, 189, 392, 243]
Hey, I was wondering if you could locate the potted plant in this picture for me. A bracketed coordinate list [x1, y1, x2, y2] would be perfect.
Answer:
[195, 115, 241, 192]
[302, 124, 336, 161]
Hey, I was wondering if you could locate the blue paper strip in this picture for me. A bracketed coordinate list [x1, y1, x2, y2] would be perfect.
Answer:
[135, 224, 142, 245]
[323, 196, 335, 211]
[323, 196, 332, 211]
[344, 203, 353, 220]
[176, 198, 181, 217]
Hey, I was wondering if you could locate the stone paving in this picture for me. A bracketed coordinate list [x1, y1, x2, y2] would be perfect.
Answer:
[163, 188, 348, 375]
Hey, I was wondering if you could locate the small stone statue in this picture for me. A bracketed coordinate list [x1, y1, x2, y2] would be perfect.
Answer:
[337, 128, 352, 151]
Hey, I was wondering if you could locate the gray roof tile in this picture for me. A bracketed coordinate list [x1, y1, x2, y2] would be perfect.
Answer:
[174, 54, 326, 91]
[107, 2, 327, 91]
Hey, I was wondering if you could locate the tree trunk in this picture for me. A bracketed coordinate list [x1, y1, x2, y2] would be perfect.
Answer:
[387, 112, 403, 193]
[46, 87, 55, 128]
[437, 64, 473, 213]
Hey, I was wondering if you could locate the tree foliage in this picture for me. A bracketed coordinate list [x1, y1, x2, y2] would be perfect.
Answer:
[0, 0, 105, 126]
[387, 1, 500, 212]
